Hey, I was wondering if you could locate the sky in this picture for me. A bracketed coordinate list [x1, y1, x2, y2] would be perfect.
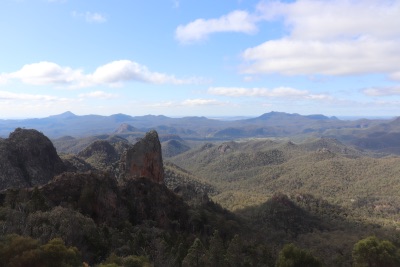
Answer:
[1, 0, 400, 118]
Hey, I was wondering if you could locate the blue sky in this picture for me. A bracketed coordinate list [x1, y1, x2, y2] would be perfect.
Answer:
[1, 0, 400, 118]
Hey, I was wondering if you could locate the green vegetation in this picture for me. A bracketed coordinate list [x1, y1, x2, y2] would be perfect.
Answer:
[276, 243, 322, 267]
[3, 124, 400, 266]
[352, 236, 400, 267]
[170, 138, 400, 224]
[0, 235, 82, 267]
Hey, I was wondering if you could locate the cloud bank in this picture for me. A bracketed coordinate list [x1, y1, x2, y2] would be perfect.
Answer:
[243, 0, 400, 78]
[0, 60, 200, 88]
[177, 0, 400, 80]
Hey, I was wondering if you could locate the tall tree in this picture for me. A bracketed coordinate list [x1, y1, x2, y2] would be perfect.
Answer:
[276, 243, 322, 267]
[182, 238, 207, 267]
[226, 234, 243, 267]
[352, 236, 400, 267]
[208, 230, 226, 267]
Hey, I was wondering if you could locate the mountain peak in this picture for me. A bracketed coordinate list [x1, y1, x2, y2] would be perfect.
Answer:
[115, 123, 138, 134]
[49, 111, 77, 119]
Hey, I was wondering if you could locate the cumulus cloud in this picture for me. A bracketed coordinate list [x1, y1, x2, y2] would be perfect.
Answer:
[0, 60, 199, 88]
[175, 10, 258, 43]
[256, 0, 400, 41]
[8, 62, 85, 86]
[242, 38, 400, 76]
[179, 0, 400, 78]
[90, 60, 194, 85]
[242, 0, 400, 78]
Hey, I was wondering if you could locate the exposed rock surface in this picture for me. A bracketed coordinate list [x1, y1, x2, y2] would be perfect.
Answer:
[0, 128, 66, 190]
[119, 130, 164, 184]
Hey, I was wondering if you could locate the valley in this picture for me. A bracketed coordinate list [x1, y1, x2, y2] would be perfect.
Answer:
[1, 112, 400, 266]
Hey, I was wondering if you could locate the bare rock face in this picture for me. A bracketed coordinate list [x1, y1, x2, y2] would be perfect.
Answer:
[120, 130, 164, 184]
[0, 128, 66, 190]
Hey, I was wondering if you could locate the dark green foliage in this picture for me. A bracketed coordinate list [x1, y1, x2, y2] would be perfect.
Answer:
[276, 243, 322, 267]
[242, 193, 322, 238]
[207, 230, 225, 267]
[226, 234, 243, 267]
[352, 236, 400, 267]
[0, 235, 81, 267]
[182, 238, 207, 267]
[27, 187, 49, 212]
[99, 253, 152, 267]
[25, 206, 107, 263]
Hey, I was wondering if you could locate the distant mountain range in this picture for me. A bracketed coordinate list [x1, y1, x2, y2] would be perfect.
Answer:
[2, 111, 400, 154]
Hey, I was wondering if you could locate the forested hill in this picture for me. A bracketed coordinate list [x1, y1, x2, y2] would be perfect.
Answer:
[1, 127, 400, 266]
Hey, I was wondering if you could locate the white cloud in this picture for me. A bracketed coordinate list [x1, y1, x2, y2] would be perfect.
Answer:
[242, 38, 400, 76]
[390, 72, 400, 81]
[90, 60, 194, 85]
[209, 86, 310, 98]
[175, 10, 258, 44]
[72, 11, 107, 23]
[0, 75, 8, 85]
[363, 86, 400, 96]
[181, 98, 220, 106]
[1, 60, 199, 88]
[8, 61, 85, 86]
[78, 91, 118, 99]
[256, 0, 400, 41]
[242, 0, 400, 77]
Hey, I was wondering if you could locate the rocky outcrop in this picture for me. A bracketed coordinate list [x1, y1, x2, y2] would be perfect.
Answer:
[0, 128, 66, 190]
[119, 130, 164, 184]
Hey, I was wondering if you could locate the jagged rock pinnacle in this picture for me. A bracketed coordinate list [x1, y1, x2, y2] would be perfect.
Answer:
[120, 130, 164, 184]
